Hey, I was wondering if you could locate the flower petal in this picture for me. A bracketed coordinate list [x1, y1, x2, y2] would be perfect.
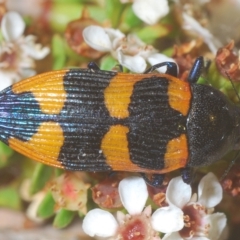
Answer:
[82, 209, 118, 237]
[132, 0, 169, 25]
[207, 212, 227, 240]
[117, 51, 147, 73]
[147, 53, 177, 73]
[124, 34, 157, 59]
[21, 35, 50, 60]
[118, 176, 148, 215]
[1, 11, 25, 41]
[83, 26, 113, 52]
[19, 68, 36, 79]
[162, 232, 183, 240]
[19, 179, 33, 201]
[26, 191, 46, 223]
[182, 13, 220, 53]
[166, 176, 192, 208]
[105, 28, 125, 42]
[0, 71, 20, 90]
[198, 172, 223, 208]
[151, 206, 184, 233]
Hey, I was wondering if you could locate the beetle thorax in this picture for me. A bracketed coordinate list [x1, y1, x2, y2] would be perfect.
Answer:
[187, 84, 239, 167]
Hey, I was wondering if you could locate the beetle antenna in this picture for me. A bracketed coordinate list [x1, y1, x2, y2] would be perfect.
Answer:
[220, 151, 240, 181]
[220, 71, 240, 181]
[225, 71, 240, 103]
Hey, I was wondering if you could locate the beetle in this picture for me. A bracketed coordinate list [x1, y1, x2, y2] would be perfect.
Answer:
[0, 56, 239, 187]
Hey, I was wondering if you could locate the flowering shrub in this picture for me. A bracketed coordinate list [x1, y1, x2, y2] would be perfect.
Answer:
[83, 174, 226, 239]
[1, 0, 240, 239]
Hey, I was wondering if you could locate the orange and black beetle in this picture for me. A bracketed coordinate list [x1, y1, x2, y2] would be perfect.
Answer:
[1, 57, 239, 186]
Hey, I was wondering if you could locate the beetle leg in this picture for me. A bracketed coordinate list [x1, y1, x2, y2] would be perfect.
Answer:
[180, 167, 193, 184]
[187, 56, 204, 83]
[87, 62, 100, 71]
[107, 171, 117, 178]
[114, 64, 124, 72]
[144, 62, 178, 77]
[141, 173, 165, 187]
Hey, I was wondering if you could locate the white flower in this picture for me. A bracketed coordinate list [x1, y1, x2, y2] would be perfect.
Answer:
[83, 25, 175, 73]
[83, 209, 118, 238]
[121, 0, 169, 25]
[152, 172, 227, 240]
[82, 176, 160, 239]
[182, 13, 221, 54]
[19, 179, 46, 224]
[0, 11, 49, 90]
[83, 173, 227, 239]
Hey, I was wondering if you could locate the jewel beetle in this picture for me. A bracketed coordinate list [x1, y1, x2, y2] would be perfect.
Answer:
[0, 56, 240, 187]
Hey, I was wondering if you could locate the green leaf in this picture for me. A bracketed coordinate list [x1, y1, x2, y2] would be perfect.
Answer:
[88, 6, 107, 23]
[0, 142, 14, 168]
[29, 163, 53, 195]
[37, 191, 55, 219]
[78, 210, 85, 218]
[55, 0, 81, 3]
[50, 2, 83, 32]
[210, 63, 240, 103]
[100, 56, 118, 71]
[53, 209, 75, 228]
[0, 186, 21, 210]
[105, 0, 125, 28]
[0, 30, 4, 42]
[162, 47, 174, 57]
[52, 34, 67, 70]
[136, 25, 170, 44]
[54, 168, 65, 177]
[120, 6, 142, 31]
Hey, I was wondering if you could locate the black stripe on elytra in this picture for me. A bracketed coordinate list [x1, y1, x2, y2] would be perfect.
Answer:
[126, 76, 188, 170]
[58, 69, 119, 171]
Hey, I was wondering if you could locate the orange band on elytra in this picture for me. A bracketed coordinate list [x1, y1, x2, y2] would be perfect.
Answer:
[104, 74, 146, 119]
[168, 77, 191, 116]
[163, 134, 188, 173]
[12, 70, 68, 115]
[9, 121, 64, 168]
